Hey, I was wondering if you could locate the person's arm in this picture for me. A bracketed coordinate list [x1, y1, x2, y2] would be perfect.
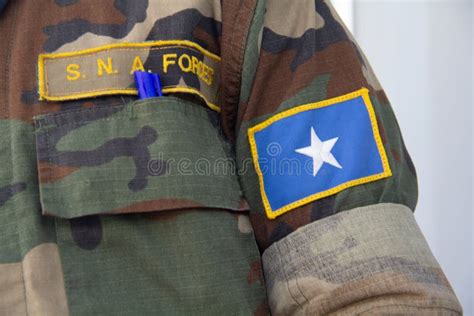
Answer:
[234, 1, 462, 314]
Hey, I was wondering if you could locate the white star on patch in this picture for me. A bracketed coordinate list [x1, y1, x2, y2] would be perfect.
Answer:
[295, 127, 342, 177]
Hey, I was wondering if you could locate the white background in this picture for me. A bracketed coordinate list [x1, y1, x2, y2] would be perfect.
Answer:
[332, 0, 473, 314]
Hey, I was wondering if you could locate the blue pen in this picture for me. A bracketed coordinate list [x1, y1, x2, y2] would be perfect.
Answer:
[133, 70, 163, 99]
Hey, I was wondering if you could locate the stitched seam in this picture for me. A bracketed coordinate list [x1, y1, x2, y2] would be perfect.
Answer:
[38, 40, 221, 61]
[354, 303, 462, 315]
[42, 45, 216, 63]
[45, 125, 52, 215]
[238, 2, 264, 125]
[33, 95, 204, 122]
[220, 0, 258, 140]
[42, 194, 242, 203]
[233, 0, 256, 103]
[161, 87, 221, 112]
[46, 88, 136, 97]
[40, 86, 220, 112]
[34, 97, 210, 126]
[35, 106, 210, 130]
[52, 218, 71, 312]
[41, 83, 212, 97]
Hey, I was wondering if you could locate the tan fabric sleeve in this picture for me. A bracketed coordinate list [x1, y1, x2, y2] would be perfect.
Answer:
[262, 203, 462, 315]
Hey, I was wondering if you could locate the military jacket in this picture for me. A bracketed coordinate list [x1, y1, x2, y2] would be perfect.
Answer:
[0, 0, 462, 315]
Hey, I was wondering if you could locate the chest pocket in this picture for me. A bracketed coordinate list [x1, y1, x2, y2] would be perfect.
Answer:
[33, 97, 245, 218]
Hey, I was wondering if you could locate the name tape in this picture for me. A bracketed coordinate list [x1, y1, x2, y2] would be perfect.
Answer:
[38, 40, 221, 111]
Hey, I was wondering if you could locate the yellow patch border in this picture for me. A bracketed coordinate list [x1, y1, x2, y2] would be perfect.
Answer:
[37, 40, 221, 112]
[247, 88, 392, 220]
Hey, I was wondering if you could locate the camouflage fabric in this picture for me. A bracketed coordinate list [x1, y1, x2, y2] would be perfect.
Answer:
[235, 0, 418, 250]
[0, 0, 462, 315]
[0, 1, 266, 315]
[262, 204, 461, 315]
[230, 0, 460, 314]
[34, 98, 245, 218]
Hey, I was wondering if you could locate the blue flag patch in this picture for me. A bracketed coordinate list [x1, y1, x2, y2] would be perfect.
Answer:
[248, 88, 391, 219]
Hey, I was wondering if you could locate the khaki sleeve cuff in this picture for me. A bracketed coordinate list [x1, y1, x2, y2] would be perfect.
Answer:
[262, 203, 462, 315]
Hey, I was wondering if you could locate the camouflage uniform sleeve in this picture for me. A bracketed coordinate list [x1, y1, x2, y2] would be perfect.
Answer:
[231, 1, 463, 314]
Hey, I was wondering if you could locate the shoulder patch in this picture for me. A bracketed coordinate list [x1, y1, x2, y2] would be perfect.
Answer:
[38, 40, 221, 111]
[248, 88, 391, 219]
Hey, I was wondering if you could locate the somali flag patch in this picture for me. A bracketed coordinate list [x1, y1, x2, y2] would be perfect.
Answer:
[248, 88, 391, 219]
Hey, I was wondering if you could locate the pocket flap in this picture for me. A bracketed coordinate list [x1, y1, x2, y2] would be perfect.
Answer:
[34, 98, 245, 218]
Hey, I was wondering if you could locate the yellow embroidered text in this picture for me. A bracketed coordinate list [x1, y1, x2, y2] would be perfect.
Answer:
[163, 53, 214, 86]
